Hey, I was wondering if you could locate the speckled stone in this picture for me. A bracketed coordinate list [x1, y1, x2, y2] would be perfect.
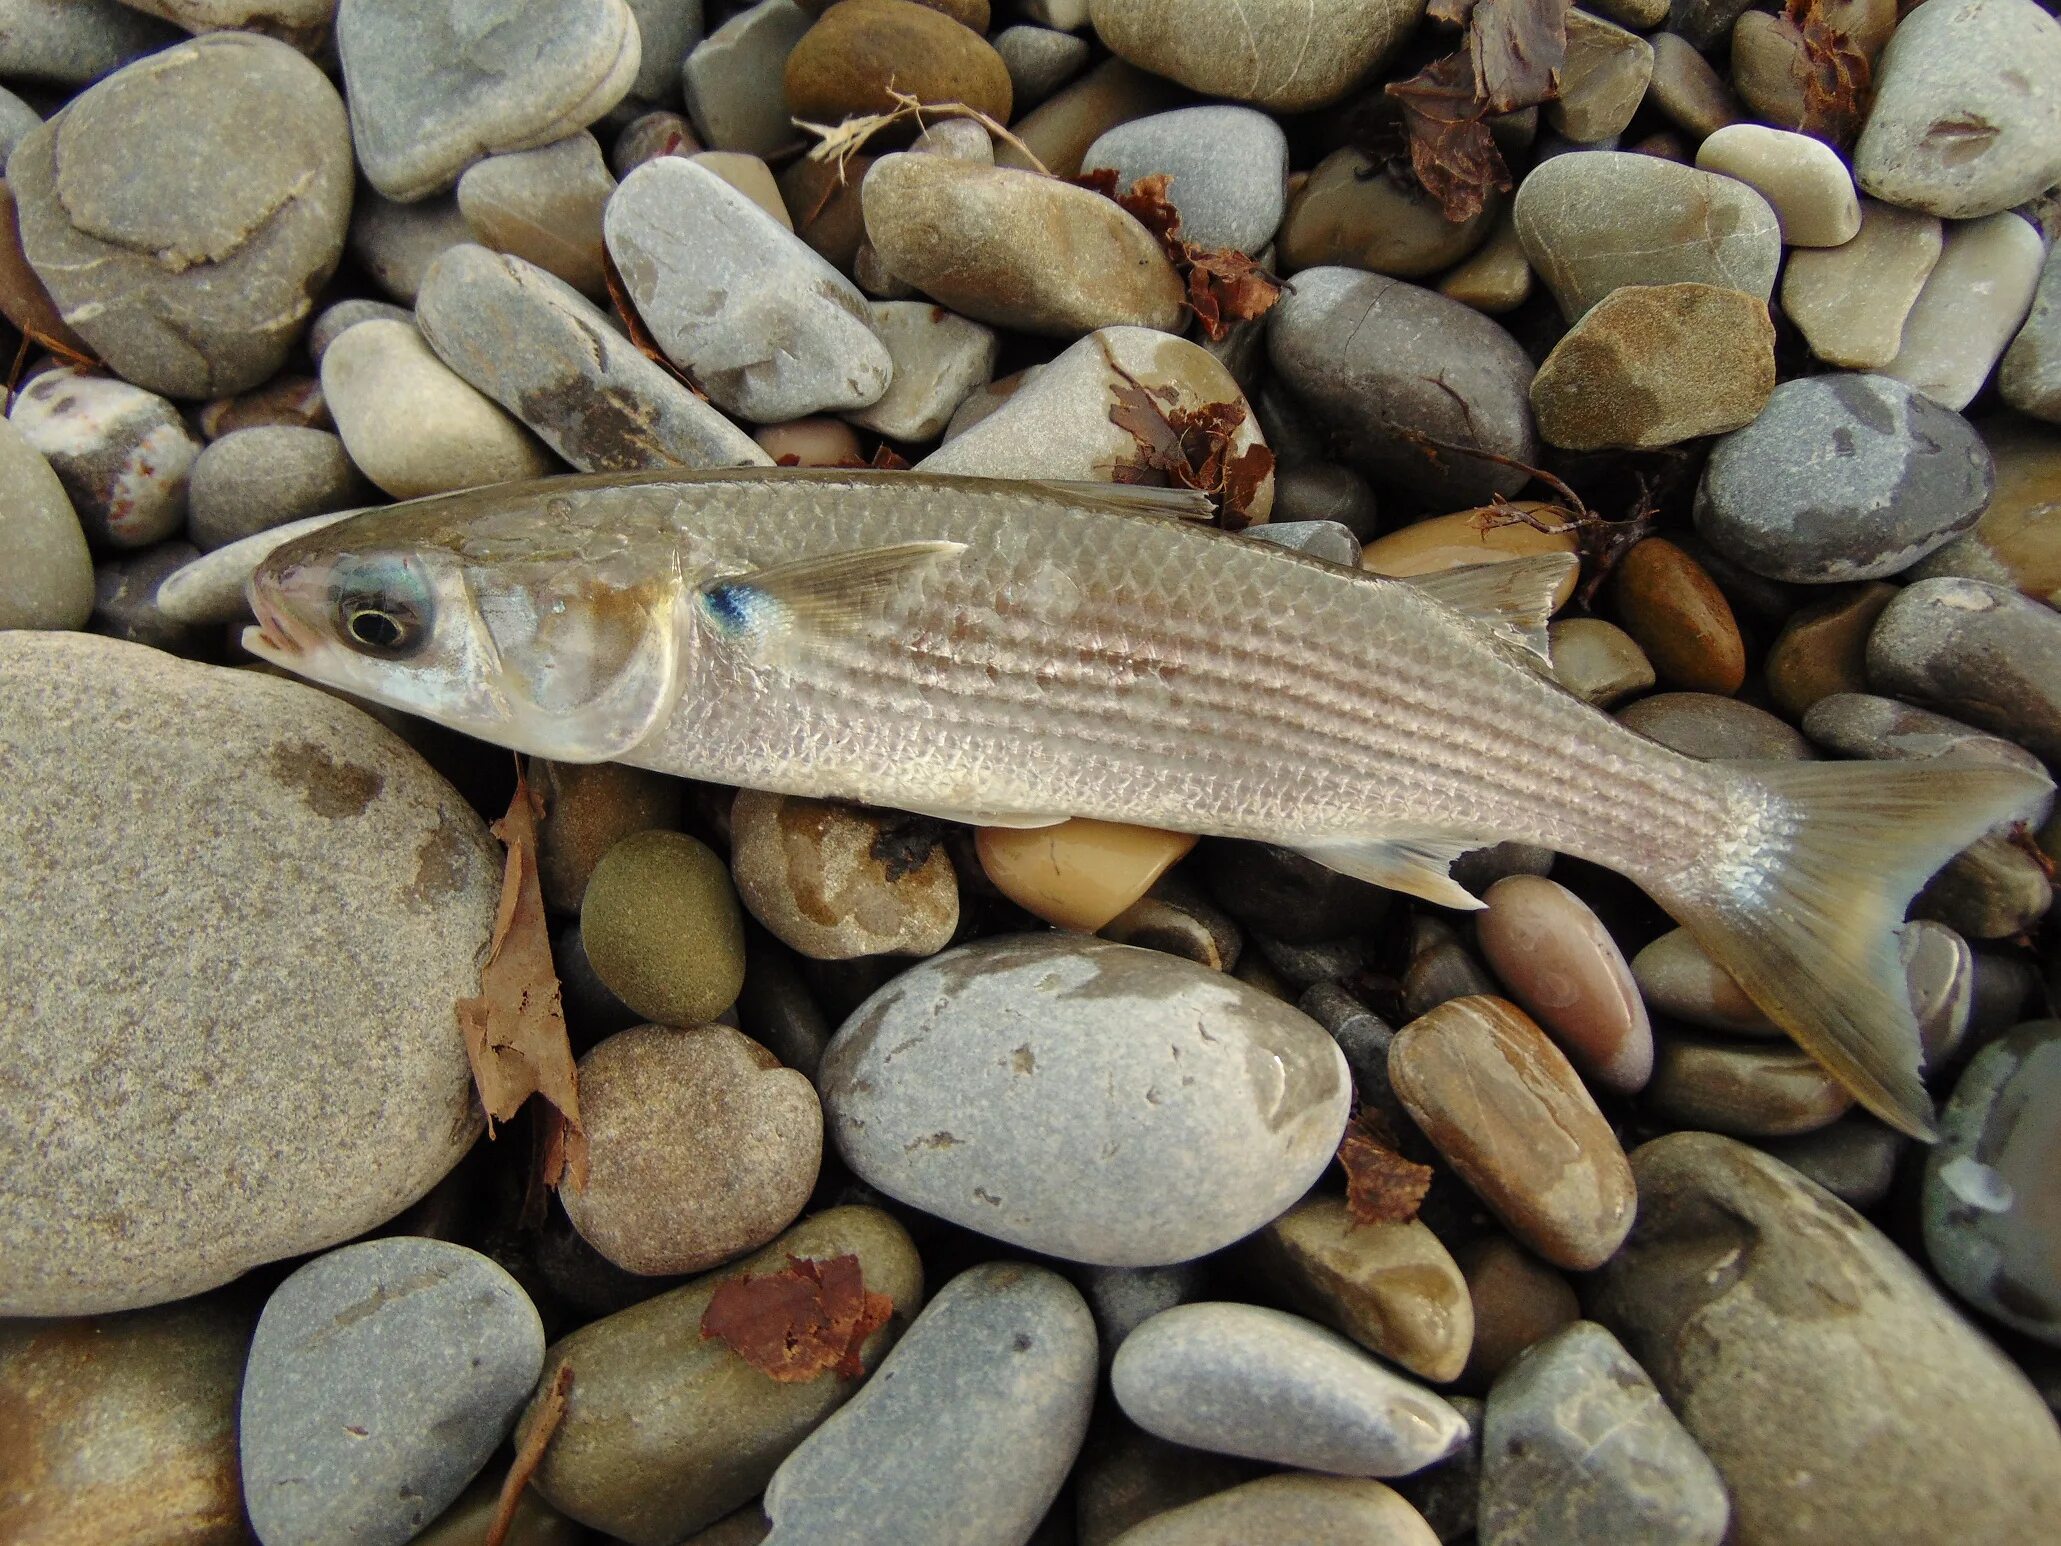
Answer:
[240, 1239, 545, 1546]
[819, 933, 1350, 1266]
[1617, 692, 1813, 761]
[8, 366, 202, 550]
[682, 0, 812, 159]
[0, 0, 182, 84]
[1108, 1475, 1440, 1545]
[580, 830, 748, 1026]
[762, 1264, 1095, 1546]
[845, 300, 999, 442]
[729, 790, 958, 960]
[1868, 576, 2061, 762]
[783, 0, 1011, 127]
[1082, 104, 1289, 255]
[0, 633, 498, 1314]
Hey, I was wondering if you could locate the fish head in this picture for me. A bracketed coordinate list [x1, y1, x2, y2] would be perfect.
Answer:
[243, 486, 686, 761]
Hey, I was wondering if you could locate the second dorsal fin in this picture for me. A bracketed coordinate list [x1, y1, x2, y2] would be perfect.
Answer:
[1403, 554, 1578, 665]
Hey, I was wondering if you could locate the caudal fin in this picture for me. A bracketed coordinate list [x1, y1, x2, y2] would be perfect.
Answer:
[1657, 759, 2051, 1140]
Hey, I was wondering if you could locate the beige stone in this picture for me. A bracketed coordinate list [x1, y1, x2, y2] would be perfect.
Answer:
[689, 152, 791, 229]
[1546, 617, 1653, 707]
[1108, 1475, 1440, 1546]
[1645, 32, 1741, 141]
[1280, 148, 1497, 279]
[1910, 417, 2061, 605]
[1086, 0, 1425, 112]
[1884, 211, 2045, 411]
[456, 131, 617, 297]
[1360, 505, 1579, 606]
[1695, 123, 1860, 246]
[1437, 209, 1533, 314]
[977, 817, 1198, 932]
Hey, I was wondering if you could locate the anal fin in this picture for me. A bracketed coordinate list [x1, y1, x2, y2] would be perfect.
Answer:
[1294, 831, 1489, 910]
[898, 805, 1071, 829]
[1402, 554, 1578, 665]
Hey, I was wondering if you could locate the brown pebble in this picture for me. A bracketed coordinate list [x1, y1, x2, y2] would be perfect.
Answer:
[1475, 875, 1653, 1094]
[534, 760, 683, 913]
[1402, 919, 1501, 1020]
[1100, 881, 1242, 972]
[1616, 691, 1814, 761]
[1610, 536, 1747, 694]
[1388, 996, 1637, 1271]
[1645, 1033, 1854, 1137]
[784, 0, 1011, 127]
[1361, 505, 1580, 607]
[977, 817, 1197, 932]
[197, 374, 330, 439]
[0, 182, 91, 357]
[995, 57, 1180, 179]
[778, 153, 874, 272]
[1452, 1232, 1582, 1391]
[1630, 926, 1777, 1035]
[1765, 582, 1900, 719]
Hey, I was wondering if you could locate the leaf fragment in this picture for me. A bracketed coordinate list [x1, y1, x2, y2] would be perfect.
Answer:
[1787, 0, 1873, 148]
[700, 1253, 895, 1382]
[1386, 52, 1515, 225]
[1338, 1108, 1435, 1227]
[1073, 169, 1283, 341]
[1105, 368, 1275, 530]
[484, 1364, 571, 1546]
[601, 246, 706, 401]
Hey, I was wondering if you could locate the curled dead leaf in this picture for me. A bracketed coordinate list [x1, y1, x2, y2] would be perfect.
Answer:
[1106, 368, 1275, 530]
[1074, 169, 1283, 341]
[1338, 1108, 1435, 1227]
[700, 1253, 895, 1382]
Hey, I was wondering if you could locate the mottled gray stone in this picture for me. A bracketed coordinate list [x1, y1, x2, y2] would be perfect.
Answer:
[1513, 151, 1781, 321]
[1759, 1116, 1907, 1210]
[8, 33, 352, 398]
[1481, 1321, 1728, 1546]
[1693, 374, 1993, 584]
[337, 0, 641, 200]
[605, 156, 891, 422]
[1867, 576, 2061, 762]
[0, 633, 498, 1314]
[348, 189, 474, 305]
[1112, 1302, 1469, 1477]
[1266, 266, 1538, 506]
[1081, 105, 1289, 254]
[7, 367, 201, 549]
[844, 300, 998, 442]
[417, 243, 770, 473]
[762, 1264, 1096, 1546]
[456, 131, 617, 298]
[0, 83, 41, 164]
[819, 934, 1349, 1266]
[187, 426, 369, 551]
[1081, 1263, 1202, 1360]
[1589, 1132, 2061, 1546]
[681, 0, 811, 158]
[308, 297, 415, 365]
[241, 1239, 546, 1546]
[2002, 238, 2061, 424]
[626, 0, 705, 102]
[994, 24, 1091, 107]
[0, 0, 181, 85]
[0, 412, 92, 629]
[1924, 1021, 2061, 1345]
[1853, 0, 2061, 220]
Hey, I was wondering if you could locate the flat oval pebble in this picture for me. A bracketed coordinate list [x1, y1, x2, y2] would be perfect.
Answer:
[1086, 0, 1423, 112]
[1549, 9, 1655, 143]
[580, 830, 748, 1026]
[783, 0, 1011, 125]
[1546, 617, 1653, 707]
[976, 817, 1197, 933]
[730, 789, 958, 959]
[186, 425, 368, 551]
[1590, 1132, 2061, 1546]
[683, 0, 813, 160]
[1610, 537, 1747, 694]
[1694, 123, 1859, 246]
[1881, 210, 2045, 412]
[1766, 582, 1901, 716]
[240, 1238, 545, 1546]
[1454, 1234, 1582, 1391]
[845, 299, 1000, 443]
[8, 366, 202, 549]
[1867, 576, 2061, 762]
[1780, 199, 1942, 370]
[1617, 691, 1815, 761]
[1389, 995, 1637, 1271]
[1112, 1301, 1469, 1477]
[1645, 1033, 1854, 1136]
[1278, 147, 1496, 279]
[563, 1024, 823, 1275]
[0, 411, 93, 629]
[1476, 875, 1653, 1094]
[1082, 104, 1290, 255]
[1108, 1475, 1440, 1546]
[761, 1263, 1095, 1546]
[0, 633, 498, 1313]
[819, 933, 1350, 1266]
[1631, 926, 1777, 1034]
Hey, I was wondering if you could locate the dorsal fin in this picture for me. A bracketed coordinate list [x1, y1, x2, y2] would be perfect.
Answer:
[1023, 481, 1218, 521]
[695, 541, 964, 665]
[1403, 554, 1578, 665]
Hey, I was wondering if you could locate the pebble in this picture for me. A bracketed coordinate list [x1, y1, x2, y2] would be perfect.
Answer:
[844, 300, 999, 441]
[308, 298, 417, 365]
[564, 1024, 822, 1274]
[1548, 10, 1654, 144]
[756, 416, 863, 466]
[532, 760, 682, 913]
[1766, 582, 1900, 716]
[1075, 1424, 1259, 1545]
[683, 0, 813, 159]
[1112, 1301, 1469, 1476]
[1100, 883, 1244, 972]
[1115, 1477, 1440, 1544]
[1392, 1394, 1483, 1540]
[1476, 874, 1653, 1094]
[1694, 373, 1992, 584]
[995, 25, 1093, 108]
[0, 412, 93, 629]
[1453, 1234, 1582, 1392]
[348, 190, 472, 304]
[1911, 417, 2061, 604]
[1082, 105, 1289, 255]
[1617, 691, 1814, 761]
[322, 318, 558, 496]
[1279, 148, 1497, 279]
[606, 157, 892, 421]
[1249, 1198, 1472, 1384]
[2003, 241, 2061, 423]
[1694, 123, 1859, 246]
[0, 84, 34, 162]
[1853, 0, 2061, 219]
[240, 1239, 545, 1546]
[1513, 151, 1782, 321]
[1546, 617, 1654, 707]
[818, 933, 1350, 1265]
[1610, 536, 1748, 694]
[0, 0, 182, 84]
[1780, 200, 1942, 370]
[1267, 268, 1539, 506]
[151, 511, 352, 630]
[8, 34, 349, 399]
[1085, 0, 1423, 112]
[615, 108, 702, 175]
[783, 0, 1011, 126]
[1480, 1320, 1729, 1546]
[1267, 463, 1378, 535]
[1760, 1115, 1907, 1210]
[730, 789, 959, 958]
[692, 150, 793, 227]
[1081, 1263, 1202, 1360]
[1529, 282, 1775, 451]
[1884, 211, 2045, 411]
[1389, 995, 1637, 1271]
[416, 244, 771, 473]
[412, 1474, 590, 1546]
[1000, 56, 1182, 179]
[976, 818, 1198, 933]
[1437, 210, 1535, 314]
[456, 131, 617, 298]
[0, 1299, 250, 1542]
[1924, 1021, 2061, 1344]
[523, 1206, 923, 1543]
[862, 152, 1185, 337]
[0, 634, 498, 1313]
[1645, 32, 1741, 141]
[198, 374, 331, 439]
[127, 0, 340, 51]
[581, 830, 748, 1026]
[8, 366, 202, 550]
[1202, 841, 1392, 946]
[337, 0, 640, 200]
[1867, 576, 2061, 762]
[186, 426, 368, 551]
[1645, 1033, 1854, 1136]
[90, 539, 205, 651]
[1590, 1132, 2061, 1546]
[625, 0, 706, 101]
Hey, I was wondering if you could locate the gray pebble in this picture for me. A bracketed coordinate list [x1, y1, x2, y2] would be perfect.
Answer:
[348, 189, 474, 305]
[8, 367, 201, 549]
[625, 0, 706, 104]
[994, 24, 1091, 108]
[1481, 1321, 1728, 1546]
[818, 933, 1350, 1266]
[2002, 238, 2061, 424]
[308, 298, 416, 366]
[762, 1263, 1096, 1546]
[187, 427, 369, 551]
[845, 300, 999, 443]
[456, 131, 618, 298]
[1267, 462, 1378, 538]
[1759, 1116, 1907, 1211]
[416, 243, 771, 472]
[0, 83, 41, 165]
[1867, 576, 2061, 762]
[91, 540, 205, 652]
[157, 510, 362, 626]
[1695, 374, 1992, 584]
[1617, 692, 1814, 762]
[682, 0, 812, 159]
[241, 1238, 546, 1546]
[1081, 1263, 1202, 1361]
[0, 412, 92, 629]
[1112, 1302, 1470, 1477]
[0, 0, 181, 86]
[1082, 105, 1289, 254]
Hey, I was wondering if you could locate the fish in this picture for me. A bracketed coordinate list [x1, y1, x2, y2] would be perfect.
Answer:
[244, 468, 2051, 1140]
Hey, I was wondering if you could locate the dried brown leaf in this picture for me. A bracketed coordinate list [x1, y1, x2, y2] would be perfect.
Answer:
[484, 1364, 572, 1546]
[1075, 169, 1283, 342]
[456, 766, 588, 1190]
[1386, 52, 1515, 225]
[601, 246, 705, 401]
[1465, 0, 1570, 113]
[701, 1254, 894, 1382]
[1338, 1110, 1434, 1226]
[1787, 0, 1872, 147]
[1106, 369, 1274, 529]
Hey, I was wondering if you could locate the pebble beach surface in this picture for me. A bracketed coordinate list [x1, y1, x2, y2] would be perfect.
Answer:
[2, 3, 2060, 1545]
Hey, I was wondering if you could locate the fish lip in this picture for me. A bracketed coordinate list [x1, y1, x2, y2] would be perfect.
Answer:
[243, 585, 301, 661]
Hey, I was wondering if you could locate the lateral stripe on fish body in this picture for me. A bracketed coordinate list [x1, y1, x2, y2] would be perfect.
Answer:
[241, 470, 2053, 1139]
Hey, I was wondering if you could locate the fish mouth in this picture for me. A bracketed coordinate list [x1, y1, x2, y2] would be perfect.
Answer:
[242, 585, 302, 662]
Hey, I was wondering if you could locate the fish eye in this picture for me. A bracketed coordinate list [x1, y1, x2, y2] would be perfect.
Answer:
[333, 557, 434, 659]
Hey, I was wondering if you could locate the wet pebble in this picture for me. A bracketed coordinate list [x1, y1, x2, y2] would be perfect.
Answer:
[8, 366, 202, 549]
[1437, 210, 1534, 314]
[0, 412, 93, 629]
[1476, 874, 1653, 1093]
[581, 830, 748, 1027]
[186, 426, 368, 551]
[1546, 618, 1654, 707]
[730, 789, 959, 958]
[456, 131, 618, 298]
[1201, 840, 1392, 946]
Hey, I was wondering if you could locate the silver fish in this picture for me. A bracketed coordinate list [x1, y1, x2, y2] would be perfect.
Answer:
[245, 469, 2049, 1139]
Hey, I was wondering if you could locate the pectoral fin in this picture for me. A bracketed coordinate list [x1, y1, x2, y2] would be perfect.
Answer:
[1402, 554, 1578, 666]
[1294, 831, 1490, 910]
[696, 541, 965, 663]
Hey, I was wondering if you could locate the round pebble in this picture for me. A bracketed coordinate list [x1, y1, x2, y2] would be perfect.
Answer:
[186, 426, 368, 551]
[1453, 1233, 1582, 1392]
[456, 131, 618, 298]
[1476, 875, 1653, 1094]
[1082, 104, 1289, 255]
[580, 830, 749, 1027]
[1868, 576, 2061, 762]
[1645, 1033, 1854, 1137]
[1107, 1476, 1439, 1546]
[1695, 123, 1859, 246]
[783, 0, 1011, 126]
[730, 789, 959, 959]
[1278, 147, 1496, 279]
[8, 366, 202, 549]
[1086, 0, 1423, 112]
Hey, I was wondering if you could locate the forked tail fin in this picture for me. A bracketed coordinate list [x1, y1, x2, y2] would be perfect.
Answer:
[1655, 759, 2052, 1140]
